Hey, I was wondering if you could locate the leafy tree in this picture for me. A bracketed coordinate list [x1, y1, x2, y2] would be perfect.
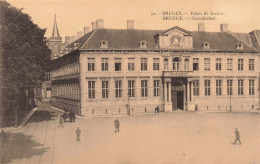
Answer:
[0, 1, 51, 111]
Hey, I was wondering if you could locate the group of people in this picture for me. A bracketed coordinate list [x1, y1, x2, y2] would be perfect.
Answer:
[58, 106, 76, 128]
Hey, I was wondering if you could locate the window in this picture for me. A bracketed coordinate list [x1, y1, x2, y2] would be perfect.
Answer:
[238, 79, 244, 95]
[193, 58, 199, 71]
[238, 59, 244, 71]
[115, 80, 122, 98]
[204, 80, 210, 96]
[216, 58, 222, 71]
[88, 81, 95, 98]
[46, 74, 51, 81]
[102, 81, 109, 98]
[216, 80, 222, 96]
[184, 58, 189, 71]
[153, 80, 160, 96]
[227, 58, 233, 71]
[141, 58, 147, 71]
[141, 80, 148, 97]
[193, 80, 199, 96]
[235, 43, 243, 50]
[128, 58, 135, 71]
[115, 58, 121, 71]
[128, 80, 135, 97]
[204, 58, 210, 71]
[203, 42, 210, 49]
[139, 41, 147, 48]
[100, 40, 108, 48]
[101, 58, 108, 71]
[249, 59, 255, 71]
[249, 79, 255, 95]
[172, 57, 180, 71]
[46, 88, 51, 98]
[88, 58, 95, 71]
[153, 58, 160, 70]
[227, 80, 233, 95]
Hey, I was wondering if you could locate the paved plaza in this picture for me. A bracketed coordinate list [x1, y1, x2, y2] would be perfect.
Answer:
[1, 103, 260, 164]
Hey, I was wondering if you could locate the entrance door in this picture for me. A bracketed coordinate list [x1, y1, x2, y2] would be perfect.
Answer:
[172, 91, 177, 110]
[177, 92, 184, 110]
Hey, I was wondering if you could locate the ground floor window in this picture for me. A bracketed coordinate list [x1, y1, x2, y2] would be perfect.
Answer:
[204, 80, 210, 96]
[102, 81, 109, 98]
[193, 80, 199, 96]
[238, 79, 244, 95]
[141, 80, 148, 97]
[227, 80, 233, 95]
[216, 80, 222, 96]
[88, 81, 95, 98]
[128, 80, 135, 97]
[115, 80, 122, 98]
[153, 80, 160, 96]
[249, 79, 254, 95]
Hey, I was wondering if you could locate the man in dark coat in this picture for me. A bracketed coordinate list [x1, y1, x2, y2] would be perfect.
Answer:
[114, 118, 120, 133]
[76, 127, 81, 141]
[234, 128, 241, 145]
[0, 130, 7, 148]
[72, 112, 76, 122]
[155, 106, 160, 114]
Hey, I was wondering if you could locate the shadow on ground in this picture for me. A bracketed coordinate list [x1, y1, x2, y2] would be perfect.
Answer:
[26, 110, 57, 123]
[0, 132, 48, 163]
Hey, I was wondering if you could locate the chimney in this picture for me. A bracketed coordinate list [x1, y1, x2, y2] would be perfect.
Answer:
[198, 22, 205, 32]
[127, 20, 135, 29]
[92, 21, 96, 31]
[84, 26, 90, 34]
[77, 31, 83, 39]
[220, 24, 228, 32]
[96, 19, 104, 29]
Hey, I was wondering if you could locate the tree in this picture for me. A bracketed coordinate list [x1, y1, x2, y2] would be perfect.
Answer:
[0, 1, 51, 111]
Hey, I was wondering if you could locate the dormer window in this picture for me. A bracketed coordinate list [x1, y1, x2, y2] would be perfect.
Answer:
[235, 43, 243, 50]
[73, 42, 81, 49]
[202, 42, 210, 49]
[139, 40, 147, 48]
[100, 40, 108, 48]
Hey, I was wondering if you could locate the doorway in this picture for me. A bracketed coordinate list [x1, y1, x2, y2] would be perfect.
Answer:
[172, 91, 184, 110]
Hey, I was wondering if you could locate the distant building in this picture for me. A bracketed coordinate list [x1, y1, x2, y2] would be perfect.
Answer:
[46, 15, 63, 60]
[51, 20, 260, 116]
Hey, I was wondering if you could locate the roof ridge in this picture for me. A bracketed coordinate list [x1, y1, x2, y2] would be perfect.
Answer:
[79, 29, 97, 50]
[227, 32, 259, 51]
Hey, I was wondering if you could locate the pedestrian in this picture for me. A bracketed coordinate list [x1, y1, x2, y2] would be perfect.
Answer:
[72, 111, 76, 122]
[155, 106, 160, 114]
[63, 105, 68, 112]
[76, 127, 81, 141]
[114, 118, 120, 133]
[69, 111, 73, 123]
[234, 128, 241, 145]
[0, 130, 7, 148]
[58, 115, 64, 128]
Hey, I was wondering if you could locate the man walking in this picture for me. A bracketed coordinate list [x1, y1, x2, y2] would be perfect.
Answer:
[0, 130, 7, 148]
[155, 106, 160, 114]
[114, 118, 120, 133]
[58, 115, 64, 128]
[76, 127, 81, 141]
[234, 128, 241, 145]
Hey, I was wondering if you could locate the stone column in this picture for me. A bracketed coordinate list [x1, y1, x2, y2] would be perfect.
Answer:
[164, 82, 167, 103]
[187, 82, 190, 102]
[168, 82, 171, 102]
[191, 81, 194, 102]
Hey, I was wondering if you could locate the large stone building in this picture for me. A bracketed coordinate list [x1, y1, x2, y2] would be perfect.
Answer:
[51, 20, 260, 116]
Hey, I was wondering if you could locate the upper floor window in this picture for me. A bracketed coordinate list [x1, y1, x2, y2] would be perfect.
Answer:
[153, 58, 160, 70]
[88, 58, 95, 71]
[172, 57, 180, 71]
[193, 58, 199, 71]
[101, 58, 109, 71]
[238, 59, 244, 71]
[115, 58, 122, 71]
[184, 58, 189, 71]
[227, 58, 233, 71]
[204, 58, 210, 71]
[128, 58, 135, 71]
[141, 58, 148, 71]
[100, 40, 108, 48]
[216, 58, 222, 71]
[249, 59, 255, 71]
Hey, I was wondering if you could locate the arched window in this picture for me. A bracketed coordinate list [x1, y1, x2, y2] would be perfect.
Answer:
[184, 58, 189, 71]
[172, 57, 180, 71]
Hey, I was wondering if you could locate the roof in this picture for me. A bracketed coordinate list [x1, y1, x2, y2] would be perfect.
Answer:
[52, 15, 60, 37]
[65, 27, 259, 53]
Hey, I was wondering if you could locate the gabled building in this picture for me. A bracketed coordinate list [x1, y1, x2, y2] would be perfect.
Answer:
[50, 20, 260, 116]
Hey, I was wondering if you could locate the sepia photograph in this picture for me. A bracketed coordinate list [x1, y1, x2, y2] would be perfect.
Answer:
[0, 0, 260, 163]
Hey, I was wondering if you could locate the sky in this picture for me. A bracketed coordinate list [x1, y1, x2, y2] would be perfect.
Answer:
[8, 0, 260, 40]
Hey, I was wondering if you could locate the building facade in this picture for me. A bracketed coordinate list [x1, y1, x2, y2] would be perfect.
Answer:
[51, 21, 260, 116]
